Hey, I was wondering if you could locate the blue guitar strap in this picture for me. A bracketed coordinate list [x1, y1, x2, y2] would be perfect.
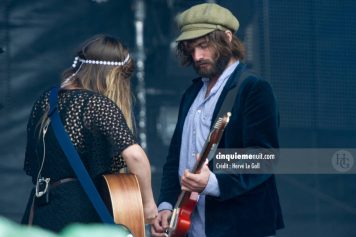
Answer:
[48, 86, 114, 224]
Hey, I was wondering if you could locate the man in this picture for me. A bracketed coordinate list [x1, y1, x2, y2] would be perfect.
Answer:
[151, 3, 284, 237]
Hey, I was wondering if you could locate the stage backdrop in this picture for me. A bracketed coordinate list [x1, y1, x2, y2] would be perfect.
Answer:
[0, 1, 355, 236]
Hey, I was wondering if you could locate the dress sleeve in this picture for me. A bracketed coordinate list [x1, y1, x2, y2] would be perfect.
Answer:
[83, 94, 136, 172]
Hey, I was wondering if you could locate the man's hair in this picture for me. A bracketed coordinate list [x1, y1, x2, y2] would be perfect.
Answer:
[177, 30, 245, 67]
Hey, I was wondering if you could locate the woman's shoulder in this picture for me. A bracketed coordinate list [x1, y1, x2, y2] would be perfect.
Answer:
[59, 88, 113, 103]
[31, 89, 51, 111]
[34, 87, 118, 113]
[61, 89, 120, 112]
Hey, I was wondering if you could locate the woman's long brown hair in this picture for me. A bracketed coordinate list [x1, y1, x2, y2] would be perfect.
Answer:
[61, 35, 135, 130]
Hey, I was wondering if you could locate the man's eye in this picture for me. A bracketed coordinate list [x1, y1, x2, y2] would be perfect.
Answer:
[186, 49, 193, 54]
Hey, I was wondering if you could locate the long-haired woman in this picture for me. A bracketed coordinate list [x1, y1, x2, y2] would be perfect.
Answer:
[21, 34, 157, 232]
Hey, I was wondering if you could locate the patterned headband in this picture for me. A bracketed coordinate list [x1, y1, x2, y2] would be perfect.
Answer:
[72, 54, 130, 68]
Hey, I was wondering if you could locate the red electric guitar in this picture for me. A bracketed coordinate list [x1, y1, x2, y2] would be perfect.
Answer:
[165, 112, 231, 237]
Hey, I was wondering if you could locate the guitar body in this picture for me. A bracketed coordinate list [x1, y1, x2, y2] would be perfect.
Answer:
[100, 173, 145, 237]
[169, 192, 199, 237]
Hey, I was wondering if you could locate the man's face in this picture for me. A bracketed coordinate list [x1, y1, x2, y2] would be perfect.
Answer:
[185, 37, 229, 78]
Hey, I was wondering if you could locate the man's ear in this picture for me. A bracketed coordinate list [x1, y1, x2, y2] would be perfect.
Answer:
[225, 30, 233, 42]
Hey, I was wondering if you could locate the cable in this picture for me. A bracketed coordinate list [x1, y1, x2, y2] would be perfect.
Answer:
[35, 118, 51, 197]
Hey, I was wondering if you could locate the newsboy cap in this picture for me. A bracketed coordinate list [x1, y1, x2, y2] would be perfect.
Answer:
[176, 3, 239, 42]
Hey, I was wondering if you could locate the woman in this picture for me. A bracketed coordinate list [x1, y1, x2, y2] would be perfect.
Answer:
[21, 35, 157, 232]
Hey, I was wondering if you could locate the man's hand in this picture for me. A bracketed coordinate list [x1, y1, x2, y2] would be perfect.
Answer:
[181, 159, 211, 193]
[151, 210, 172, 237]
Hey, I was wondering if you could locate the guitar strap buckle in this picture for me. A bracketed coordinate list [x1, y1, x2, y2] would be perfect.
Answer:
[35, 177, 50, 198]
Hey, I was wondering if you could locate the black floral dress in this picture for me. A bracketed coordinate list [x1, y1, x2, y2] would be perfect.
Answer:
[21, 88, 136, 232]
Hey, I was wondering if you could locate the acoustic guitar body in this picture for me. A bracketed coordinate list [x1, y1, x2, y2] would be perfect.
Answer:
[100, 173, 145, 237]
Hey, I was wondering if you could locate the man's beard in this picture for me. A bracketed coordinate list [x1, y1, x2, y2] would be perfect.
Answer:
[193, 54, 230, 78]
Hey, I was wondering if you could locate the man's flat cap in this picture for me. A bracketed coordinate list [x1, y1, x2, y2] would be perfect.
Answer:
[176, 3, 239, 42]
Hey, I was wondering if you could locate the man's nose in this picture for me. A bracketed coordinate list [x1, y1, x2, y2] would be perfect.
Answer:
[192, 48, 204, 61]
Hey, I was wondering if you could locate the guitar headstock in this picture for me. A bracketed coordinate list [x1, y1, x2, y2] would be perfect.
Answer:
[194, 112, 232, 172]
[207, 112, 231, 144]
[213, 112, 231, 130]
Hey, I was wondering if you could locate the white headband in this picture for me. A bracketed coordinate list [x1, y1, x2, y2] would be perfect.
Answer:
[72, 54, 130, 68]
[62, 54, 130, 86]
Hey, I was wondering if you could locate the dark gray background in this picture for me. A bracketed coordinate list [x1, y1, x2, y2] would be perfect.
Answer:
[1, 0, 355, 236]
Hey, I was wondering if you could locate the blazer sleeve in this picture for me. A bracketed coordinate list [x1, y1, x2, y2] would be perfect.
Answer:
[213, 77, 279, 201]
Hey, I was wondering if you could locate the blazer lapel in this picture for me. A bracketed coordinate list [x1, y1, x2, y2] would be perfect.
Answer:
[178, 78, 203, 131]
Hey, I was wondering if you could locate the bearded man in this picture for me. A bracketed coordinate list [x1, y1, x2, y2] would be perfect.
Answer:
[151, 3, 284, 237]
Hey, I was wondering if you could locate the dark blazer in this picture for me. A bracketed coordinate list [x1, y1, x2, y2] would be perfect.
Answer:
[158, 63, 284, 237]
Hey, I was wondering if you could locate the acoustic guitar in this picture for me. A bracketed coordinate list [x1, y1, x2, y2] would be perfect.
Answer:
[100, 173, 145, 237]
[166, 113, 231, 237]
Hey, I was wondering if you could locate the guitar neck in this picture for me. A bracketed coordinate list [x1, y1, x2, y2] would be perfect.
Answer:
[191, 138, 212, 174]
[174, 113, 231, 208]
[173, 139, 213, 209]
[191, 125, 225, 174]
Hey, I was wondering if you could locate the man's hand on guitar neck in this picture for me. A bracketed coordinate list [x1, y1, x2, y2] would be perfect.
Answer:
[151, 209, 172, 237]
[181, 158, 211, 193]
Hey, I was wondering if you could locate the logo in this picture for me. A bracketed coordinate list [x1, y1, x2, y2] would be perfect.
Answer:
[331, 150, 354, 172]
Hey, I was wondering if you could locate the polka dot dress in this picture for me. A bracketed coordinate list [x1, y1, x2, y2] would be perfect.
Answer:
[21, 88, 137, 231]
[24, 88, 136, 183]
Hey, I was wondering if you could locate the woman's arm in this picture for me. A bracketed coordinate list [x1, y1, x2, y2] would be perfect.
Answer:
[122, 144, 158, 223]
